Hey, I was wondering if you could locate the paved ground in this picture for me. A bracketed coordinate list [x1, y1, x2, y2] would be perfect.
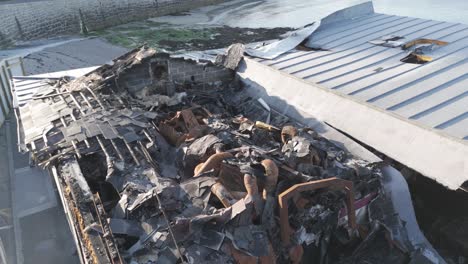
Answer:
[0, 115, 79, 264]
[0, 33, 127, 264]
[22, 38, 128, 75]
[0, 0, 45, 4]
[0, 120, 16, 264]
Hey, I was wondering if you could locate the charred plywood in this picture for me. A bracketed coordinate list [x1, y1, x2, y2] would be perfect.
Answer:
[14, 47, 443, 263]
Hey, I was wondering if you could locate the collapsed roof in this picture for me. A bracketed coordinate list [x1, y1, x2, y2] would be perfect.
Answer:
[12, 46, 444, 263]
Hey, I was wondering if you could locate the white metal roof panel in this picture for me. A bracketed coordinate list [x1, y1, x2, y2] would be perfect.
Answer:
[241, 2, 468, 189]
[257, 12, 468, 145]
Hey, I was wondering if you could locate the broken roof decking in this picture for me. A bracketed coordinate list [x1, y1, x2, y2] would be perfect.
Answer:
[241, 3, 468, 189]
[11, 67, 99, 108]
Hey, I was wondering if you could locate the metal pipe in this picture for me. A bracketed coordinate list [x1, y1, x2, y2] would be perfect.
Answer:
[69, 92, 85, 115]
[96, 135, 111, 159]
[105, 121, 126, 162]
[194, 152, 233, 177]
[59, 116, 81, 158]
[261, 159, 279, 228]
[110, 139, 124, 161]
[211, 182, 237, 208]
[86, 86, 106, 110]
[244, 174, 264, 218]
[261, 159, 279, 199]
[142, 129, 156, 149]
[59, 94, 91, 148]
[79, 91, 93, 109]
[124, 139, 140, 166]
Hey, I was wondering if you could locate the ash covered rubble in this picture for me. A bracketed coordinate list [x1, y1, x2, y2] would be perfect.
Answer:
[15, 46, 441, 264]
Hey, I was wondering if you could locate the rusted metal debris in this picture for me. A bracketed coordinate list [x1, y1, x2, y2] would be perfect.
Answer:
[278, 177, 357, 246]
[15, 47, 442, 263]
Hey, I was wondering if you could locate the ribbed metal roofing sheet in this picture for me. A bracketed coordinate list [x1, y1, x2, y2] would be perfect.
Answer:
[255, 11, 468, 143]
[11, 66, 98, 108]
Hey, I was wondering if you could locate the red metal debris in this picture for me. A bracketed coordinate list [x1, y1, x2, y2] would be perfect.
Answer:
[260, 159, 279, 199]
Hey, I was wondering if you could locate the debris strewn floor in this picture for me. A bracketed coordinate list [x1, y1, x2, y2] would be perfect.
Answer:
[12, 46, 444, 263]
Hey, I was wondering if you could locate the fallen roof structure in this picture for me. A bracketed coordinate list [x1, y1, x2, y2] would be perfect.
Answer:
[10, 46, 445, 263]
[239, 1, 468, 190]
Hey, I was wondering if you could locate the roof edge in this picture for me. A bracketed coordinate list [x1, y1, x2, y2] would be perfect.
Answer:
[238, 57, 468, 190]
[320, 1, 375, 26]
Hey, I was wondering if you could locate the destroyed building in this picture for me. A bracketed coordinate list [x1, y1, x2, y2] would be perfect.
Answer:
[7, 1, 468, 263]
[10, 44, 446, 264]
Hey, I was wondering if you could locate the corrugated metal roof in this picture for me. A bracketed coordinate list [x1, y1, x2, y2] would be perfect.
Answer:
[11, 66, 98, 108]
[255, 10, 468, 143]
[12, 78, 53, 107]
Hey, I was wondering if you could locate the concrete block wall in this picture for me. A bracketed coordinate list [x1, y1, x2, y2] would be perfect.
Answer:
[0, 0, 228, 48]
[169, 59, 233, 85]
[115, 57, 233, 96]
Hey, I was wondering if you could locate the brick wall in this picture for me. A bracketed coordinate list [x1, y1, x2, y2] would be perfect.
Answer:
[0, 0, 229, 48]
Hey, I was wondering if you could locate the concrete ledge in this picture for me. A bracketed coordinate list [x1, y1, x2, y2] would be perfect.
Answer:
[237, 57, 468, 190]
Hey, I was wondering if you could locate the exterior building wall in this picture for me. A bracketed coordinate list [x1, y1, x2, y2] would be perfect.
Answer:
[169, 59, 234, 85]
[0, 0, 228, 48]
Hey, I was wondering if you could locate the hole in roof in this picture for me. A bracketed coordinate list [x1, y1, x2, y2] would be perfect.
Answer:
[369, 35, 405, 48]
[296, 39, 329, 51]
[400, 38, 449, 65]
[400, 53, 433, 64]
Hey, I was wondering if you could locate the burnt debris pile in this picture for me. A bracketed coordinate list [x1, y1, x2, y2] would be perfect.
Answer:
[16, 47, 424, 263]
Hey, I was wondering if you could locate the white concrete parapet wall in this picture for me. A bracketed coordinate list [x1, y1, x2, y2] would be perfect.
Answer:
[0, 57, 24, 127]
